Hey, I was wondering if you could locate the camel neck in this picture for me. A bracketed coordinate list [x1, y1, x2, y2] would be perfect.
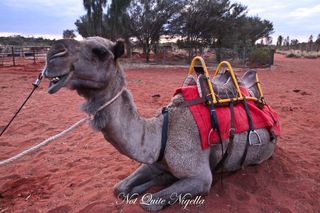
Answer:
[86, 89, 163, 164]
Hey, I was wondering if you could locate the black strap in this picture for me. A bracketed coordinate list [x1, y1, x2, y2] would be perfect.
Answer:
[229, 101, 236, 141]
[214, 101, 235, 171]
[208, 98, 225, 187]
[158, 107, 169, 162]
[240, 97, 255, 167]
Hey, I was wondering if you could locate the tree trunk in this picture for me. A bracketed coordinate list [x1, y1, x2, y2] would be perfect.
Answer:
[145, 43, 150, 63]
[216, 38, 222, 63]
[125, 37, 132, 58]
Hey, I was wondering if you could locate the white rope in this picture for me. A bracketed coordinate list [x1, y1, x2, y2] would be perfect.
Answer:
[97, 87, 125, 111]
[0, 87, 126, 166]
[0, 117, 88, 166]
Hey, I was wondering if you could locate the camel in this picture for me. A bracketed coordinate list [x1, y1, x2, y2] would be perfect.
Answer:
[43, 37, 277, 211]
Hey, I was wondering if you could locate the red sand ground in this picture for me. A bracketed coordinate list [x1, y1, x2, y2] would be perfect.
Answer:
[0, 54, 319, 213]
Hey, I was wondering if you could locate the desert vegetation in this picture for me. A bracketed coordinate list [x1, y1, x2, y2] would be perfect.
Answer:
[276, 34, 320, 59]
[72, 0, 274, 64]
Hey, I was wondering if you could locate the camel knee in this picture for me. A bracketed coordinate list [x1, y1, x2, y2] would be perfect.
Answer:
[198, 175, 212, 194]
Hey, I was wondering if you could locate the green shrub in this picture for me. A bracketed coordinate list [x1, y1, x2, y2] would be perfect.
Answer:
[304, 51, 318, 59]
[248, 48, 270, 65]
[304, 54, 317, 59]
[286, 52, 295, 58]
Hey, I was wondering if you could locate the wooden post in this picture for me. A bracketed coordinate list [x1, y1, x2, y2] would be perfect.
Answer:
[33, 48, 36, 64]
[11, 47, 16, 66]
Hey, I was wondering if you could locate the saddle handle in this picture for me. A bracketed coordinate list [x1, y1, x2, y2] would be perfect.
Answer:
[255, 72, 264, 99]
[188, 56, 217, 103]
[214, 61, 243, 99]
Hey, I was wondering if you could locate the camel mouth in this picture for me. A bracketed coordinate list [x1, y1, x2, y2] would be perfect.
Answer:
[47, 71, 73, 94]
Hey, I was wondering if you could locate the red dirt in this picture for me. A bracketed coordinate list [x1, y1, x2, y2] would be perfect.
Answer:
[0, 54, 319, 213]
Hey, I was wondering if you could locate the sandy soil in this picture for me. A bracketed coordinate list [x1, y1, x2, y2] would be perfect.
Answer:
[0, 54, 319, 213]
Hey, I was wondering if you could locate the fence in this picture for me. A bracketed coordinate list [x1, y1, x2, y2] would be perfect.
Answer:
[0, 46, 50, 66]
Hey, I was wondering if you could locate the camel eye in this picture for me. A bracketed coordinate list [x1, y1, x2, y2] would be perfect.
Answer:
[92, 46, 108, 60]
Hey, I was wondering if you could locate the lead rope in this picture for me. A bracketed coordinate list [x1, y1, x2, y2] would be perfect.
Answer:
[0, 118, 88, 166]
[0, 87, 125, 166]
[0, 71, 44, 137]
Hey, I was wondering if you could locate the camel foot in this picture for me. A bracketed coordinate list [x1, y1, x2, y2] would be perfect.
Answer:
[140, 202, 165, 212]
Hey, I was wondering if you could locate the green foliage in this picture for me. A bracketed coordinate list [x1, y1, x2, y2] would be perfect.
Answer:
[79, 0, 107, 36]
[63, 29, 76, 39]
[236, 16, 273, 46]
[276, 35, 283, 46]
[126, 0, 185, 62]
[75, 15, 93, 37]
[286, 52, 296, 58]
[73, 0, 275, 63]
[248, 48, 271, 65]
[106, 0, 131, 40]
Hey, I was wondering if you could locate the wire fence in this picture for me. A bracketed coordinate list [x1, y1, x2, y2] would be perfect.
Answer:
[0, 46, 50, 66]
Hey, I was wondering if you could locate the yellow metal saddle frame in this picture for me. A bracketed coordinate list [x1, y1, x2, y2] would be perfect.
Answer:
[188, 56, 264, 105]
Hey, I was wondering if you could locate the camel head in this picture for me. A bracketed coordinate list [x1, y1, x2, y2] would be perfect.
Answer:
[43, 37, 125, 95]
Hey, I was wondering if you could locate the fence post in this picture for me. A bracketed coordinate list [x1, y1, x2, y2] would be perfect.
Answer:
[269, 48, 275, 65]
[33, 48, 36, 64]
[11, 47, 16, 66]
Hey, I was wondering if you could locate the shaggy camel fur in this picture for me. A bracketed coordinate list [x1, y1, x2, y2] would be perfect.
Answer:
[44, 37, 276, 211]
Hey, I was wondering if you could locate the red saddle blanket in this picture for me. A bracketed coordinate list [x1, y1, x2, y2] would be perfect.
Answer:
[174, 86, 281, 150]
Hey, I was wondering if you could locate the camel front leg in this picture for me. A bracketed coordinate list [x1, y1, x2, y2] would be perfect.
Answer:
[130, 172, 178, 195]
[140, 172, 212, 212]
[114, 164, 175, 198]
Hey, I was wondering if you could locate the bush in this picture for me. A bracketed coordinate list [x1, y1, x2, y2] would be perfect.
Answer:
[304, 54, 317, 59]
[248, 48, 271, 65]
[285, 50, 301, 58]
[286, 52, 296, 58]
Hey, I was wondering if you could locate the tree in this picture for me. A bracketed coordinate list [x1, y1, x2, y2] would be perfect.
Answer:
[265, 36, 272, 45]
[75, 15, 93, 37]
[276, 35, 283, 47]
[106, 0, 132, 55]
[284, 36, 290, 47]
[315, 33, 320, 51]
[308, 34, 313, 51]
[290, 39, 299, 47]
[126, 0, 184, 62]
[170, 0, 247, 61]
[169, 0, 217, 59]
[81, 0, 107, 36]
[237, 16, 273, 46]
[107, 0, 131, 39]
[63, 29, 76, 39]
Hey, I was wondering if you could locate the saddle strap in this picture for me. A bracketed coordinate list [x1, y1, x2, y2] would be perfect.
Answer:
[177, 97, 206, 108]
[158, 107, 169, 162]
[240, 97, 255, 167]
[214, 101, 235, 171]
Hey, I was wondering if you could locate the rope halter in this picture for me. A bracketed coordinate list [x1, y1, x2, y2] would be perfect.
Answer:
[88, 87, 125, 120]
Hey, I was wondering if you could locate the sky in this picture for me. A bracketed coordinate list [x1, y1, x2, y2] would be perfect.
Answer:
[0, 0, 319, 43]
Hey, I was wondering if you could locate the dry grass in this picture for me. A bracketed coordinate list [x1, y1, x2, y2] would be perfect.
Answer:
[277, 49, 320, 59]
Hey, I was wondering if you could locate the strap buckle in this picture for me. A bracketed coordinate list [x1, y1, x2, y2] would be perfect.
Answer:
[162, 107, 168, 114]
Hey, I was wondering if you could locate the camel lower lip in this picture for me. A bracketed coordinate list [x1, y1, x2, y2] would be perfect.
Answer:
[48, 72, 73, 94]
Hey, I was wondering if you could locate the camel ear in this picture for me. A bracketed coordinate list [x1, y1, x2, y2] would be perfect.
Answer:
[92, 46, 108, 60]
[112, 39, 125, 60]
